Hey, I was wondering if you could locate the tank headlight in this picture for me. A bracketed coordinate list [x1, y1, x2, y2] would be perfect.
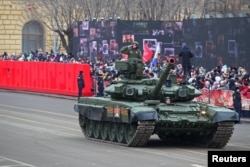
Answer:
[200, 110, 207, 115]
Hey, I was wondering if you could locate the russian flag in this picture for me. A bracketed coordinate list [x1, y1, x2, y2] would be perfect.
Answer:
[151, 42, 160, 67]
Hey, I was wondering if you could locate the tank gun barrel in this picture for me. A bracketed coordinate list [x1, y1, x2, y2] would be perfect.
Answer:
[151, 58, 175, 97]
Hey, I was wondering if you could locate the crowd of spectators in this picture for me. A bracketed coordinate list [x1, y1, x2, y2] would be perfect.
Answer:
[0, 49, 82, 64]
[1, 49, 250, 97]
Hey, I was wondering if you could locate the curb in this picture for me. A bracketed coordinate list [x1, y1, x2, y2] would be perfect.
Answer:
[240, 118, 250, 124]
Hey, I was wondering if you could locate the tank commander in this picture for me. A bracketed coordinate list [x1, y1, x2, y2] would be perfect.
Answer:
[120, 41, 142, 60]
[119, 41, 144, 79]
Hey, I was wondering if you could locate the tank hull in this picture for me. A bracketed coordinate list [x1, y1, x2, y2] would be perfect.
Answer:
[74, 97, 238, 148]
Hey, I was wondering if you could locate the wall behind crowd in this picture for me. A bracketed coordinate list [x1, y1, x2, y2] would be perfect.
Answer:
[72, 17, 250, 71]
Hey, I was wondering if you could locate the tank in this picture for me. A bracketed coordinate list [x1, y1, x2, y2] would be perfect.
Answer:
[74, 58, 239, 148]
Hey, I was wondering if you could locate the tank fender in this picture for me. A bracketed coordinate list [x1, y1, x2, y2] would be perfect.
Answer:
[129, 106, 158, 123]
[75, 104, 104, 121]
[211, 111, 239, 123]
[74, 104, 79, 113]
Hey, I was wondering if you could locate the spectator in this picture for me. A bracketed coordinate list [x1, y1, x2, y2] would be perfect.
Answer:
[233, 87, 242, 123]
[178, 45, 194, 79]
[228, 78, 237, 91]
[195, 75, 205, 89]
[97, 74, 104, 97]
[2, 52, 8, 60]
[241, 82, 250, 96]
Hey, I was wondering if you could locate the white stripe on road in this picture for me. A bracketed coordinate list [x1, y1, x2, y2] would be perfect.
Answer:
[0, 104, 75, 118]
[0, 114, 81, 137]
[0, 156, 36, 167]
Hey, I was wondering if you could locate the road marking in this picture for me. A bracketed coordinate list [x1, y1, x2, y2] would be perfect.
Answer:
[0, 108, 76, 126]
[0, 114, 80, 132]
[0, 119, 79, 137]
[132, 148, 206, 164]
[227, 143, 250, 149]
[191, 165, 206, 167]
[177, 148, 207, 156]
[0, 104, 74, 118]
[0, 156, 36, 167]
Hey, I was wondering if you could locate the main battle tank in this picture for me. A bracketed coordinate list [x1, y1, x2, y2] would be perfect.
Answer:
[74, 58, 238, 148]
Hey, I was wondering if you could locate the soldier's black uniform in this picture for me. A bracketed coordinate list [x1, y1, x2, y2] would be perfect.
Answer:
[77, 71, 85, 101]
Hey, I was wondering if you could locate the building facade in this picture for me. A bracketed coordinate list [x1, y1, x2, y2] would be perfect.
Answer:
[0, 0, 54, 56]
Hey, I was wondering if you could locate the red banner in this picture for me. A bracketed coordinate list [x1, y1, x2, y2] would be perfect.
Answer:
[193, 89, 250, 110]
[142, 43, 153, 63]
[0, 61, 93, 97]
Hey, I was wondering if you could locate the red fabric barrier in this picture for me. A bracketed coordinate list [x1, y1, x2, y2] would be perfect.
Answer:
[193, 89, 250, 110]
[0, 61, 93, 97]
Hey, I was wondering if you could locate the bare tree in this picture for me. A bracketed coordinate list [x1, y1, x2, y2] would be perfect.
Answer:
[202, 0, 250, 17]
[14, 0, 249, 53]
[19, 0, 87, 54]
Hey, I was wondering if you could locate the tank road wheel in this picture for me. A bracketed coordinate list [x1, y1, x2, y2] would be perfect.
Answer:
[93, 121, 101, 139]
[117, 123, 126, 143]
[125, 123, 137, 144]
[109, 122, 117, 142]
[86, 119, 94, 137]
[101, 122, 109, 140]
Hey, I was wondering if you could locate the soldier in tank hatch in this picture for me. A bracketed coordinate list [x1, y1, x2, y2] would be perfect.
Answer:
[120, 41, 142, 60]
[119, 41, 144, 79]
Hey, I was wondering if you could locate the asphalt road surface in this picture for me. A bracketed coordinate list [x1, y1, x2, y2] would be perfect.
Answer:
[0, 91, 250, 167]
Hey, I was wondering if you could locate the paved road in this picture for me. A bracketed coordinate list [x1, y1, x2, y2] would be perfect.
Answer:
[0, 91, 250, 167]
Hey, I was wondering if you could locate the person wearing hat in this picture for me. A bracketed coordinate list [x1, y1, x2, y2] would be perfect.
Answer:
[178, 45, 194, 79]
[77, 71, 85, 101]
[233, 86, 242, 123]
[120, 41, 143, 79]
[120, 41, 142, 60]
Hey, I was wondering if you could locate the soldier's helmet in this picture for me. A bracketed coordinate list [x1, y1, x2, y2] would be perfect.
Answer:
[132, 41, 139, 48]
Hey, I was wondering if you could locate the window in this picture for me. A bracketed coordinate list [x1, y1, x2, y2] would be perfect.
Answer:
[22, 21, 44, 54]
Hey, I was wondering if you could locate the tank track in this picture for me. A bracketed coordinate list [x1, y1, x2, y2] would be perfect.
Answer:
[79, 115, 155, 147]
[157, 121, 235, 148]
[205, 122, 235, 148]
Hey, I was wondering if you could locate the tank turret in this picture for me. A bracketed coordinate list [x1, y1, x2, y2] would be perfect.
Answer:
[104, 58, 202, 102]
[115, 58, 144, 80]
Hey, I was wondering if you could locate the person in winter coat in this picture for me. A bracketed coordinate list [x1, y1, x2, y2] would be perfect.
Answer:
[120, 41, 142, 60]
[178, 45, 194, 78]
[241, 81, 250, 96]
[228, 78, 237, 91]
[233, 87, 242, 123]
[120, 41, 143, 79]
[77, 71, 85, 101]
